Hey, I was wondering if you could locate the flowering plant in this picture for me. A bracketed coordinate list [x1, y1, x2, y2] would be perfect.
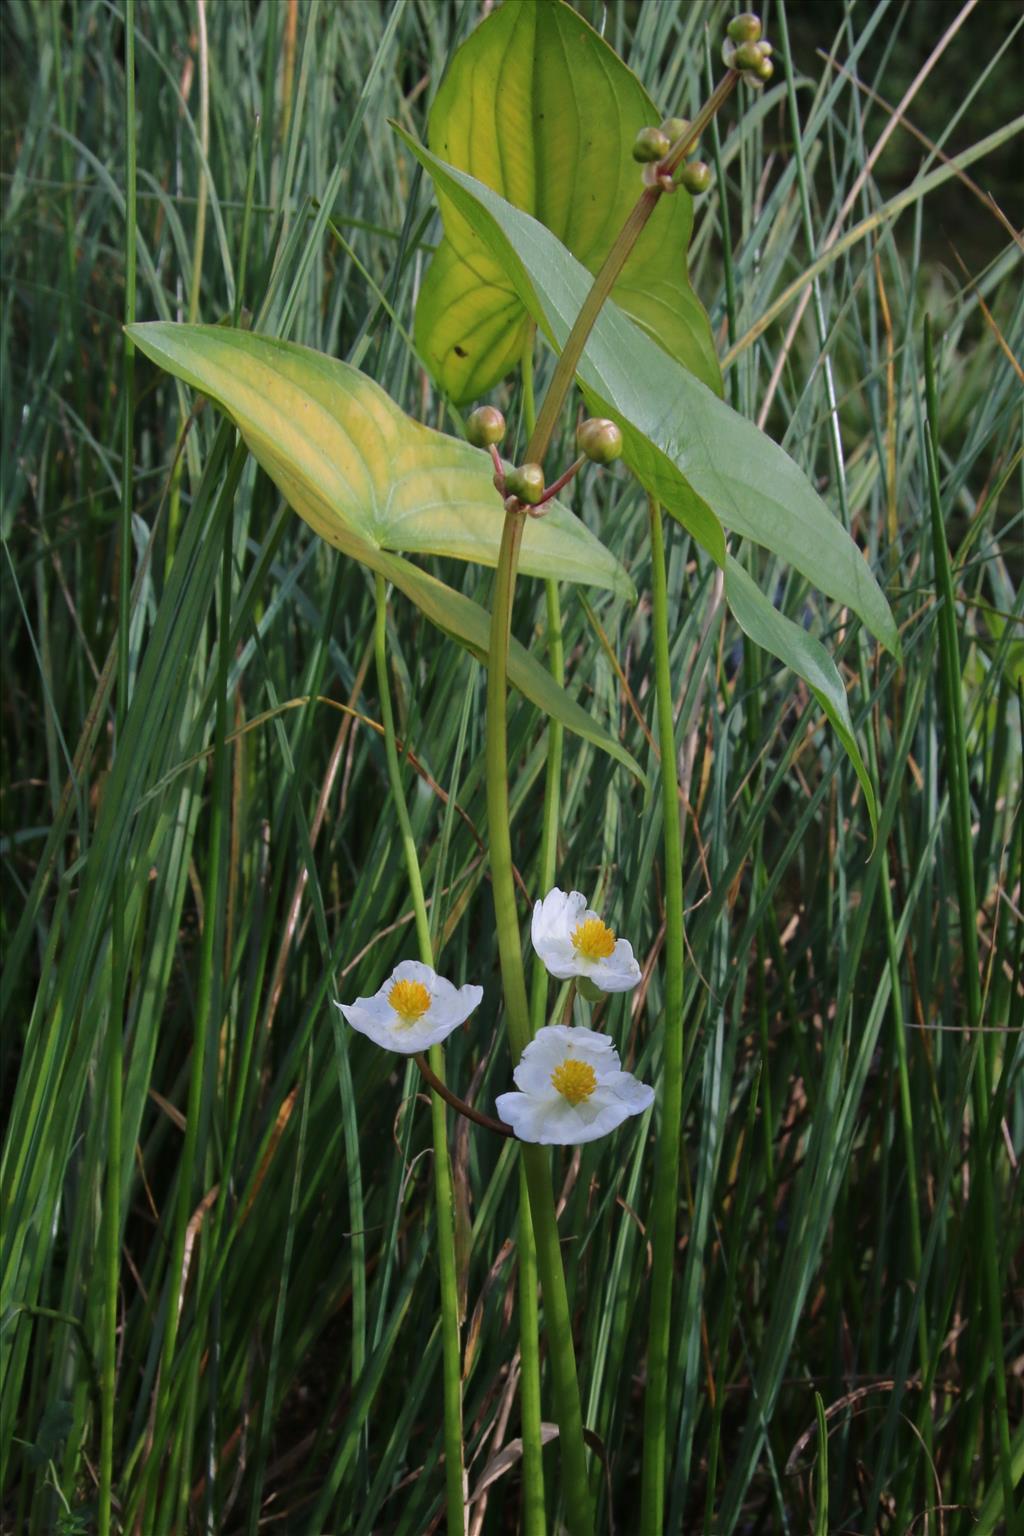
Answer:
[338, 961, 482, 1054]
[496, 1024, 654, 1145]
[531, 887, 642, 992]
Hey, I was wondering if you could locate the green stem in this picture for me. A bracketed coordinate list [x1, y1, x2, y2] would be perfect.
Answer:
[486, 512, 593, 1536]
[522, 328, 556, 1536]
[99, 5, 136, 1527]
[639, 499, 685, 1535]
[186, 0, 209, 324]
[484, 73, 738, 1535]
[923, 320, 1013, 1518]
[526, 69, 738, 467]
[374, 573, 465, 1536]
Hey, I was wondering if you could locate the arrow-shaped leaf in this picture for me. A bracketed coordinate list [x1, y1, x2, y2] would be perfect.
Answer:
[397, 135, 900, 661]
[129, 321, 642, 778]
[417, 0, 721, 403]
[127, 323, 634, 599]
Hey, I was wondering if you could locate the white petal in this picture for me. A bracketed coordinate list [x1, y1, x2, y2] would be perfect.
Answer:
[337, 997, 413, 1053]
[512, 1025, 582, 1091]
[604, 1072, 655, 1113]
[591, 940, 642, 993]
[495, 1090, 554, 1141]
[532, 935, 583, 980]
[426, 982, 484, 1029]
[405, 1012, 473, 1051]
[390, 958, 438, 988]
[339, 994, 395, 1031]
[532, 889, 586, 948]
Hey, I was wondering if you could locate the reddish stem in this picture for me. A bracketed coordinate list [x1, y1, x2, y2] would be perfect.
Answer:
[415, 1052, 514, 1138]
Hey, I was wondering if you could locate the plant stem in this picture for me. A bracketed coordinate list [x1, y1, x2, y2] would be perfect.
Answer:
[522, 329, 556, 1536]
[526, 70, 738, 467]
[486, 511, 593, 1536]
[483, 71, 739, 1535]
[639, 498, 686, 1535]
[413, 1053, 512, 1137]
[374, 573, 466, 1536]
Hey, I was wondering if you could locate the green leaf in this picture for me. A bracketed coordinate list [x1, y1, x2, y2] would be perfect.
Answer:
[126, 323, 634, 600]
[128, 322, 642, 779]
[724, 558, 877, 830]
[416, 0, 721, 403]
[397, 134, 901, 662]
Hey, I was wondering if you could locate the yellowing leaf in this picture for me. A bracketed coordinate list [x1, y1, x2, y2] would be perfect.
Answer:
[126, 323, 634, 599]
[416, 0, 721, 402]
[128, 320, 643, 777]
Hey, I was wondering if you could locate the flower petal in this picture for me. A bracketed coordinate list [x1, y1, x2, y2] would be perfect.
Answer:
[497, 1025, 653, 1143]
[427, 982, 484, 1029]
[591, 940, 642, 993]
[389, 958, 442, 994]
[532, 889, 586, 947]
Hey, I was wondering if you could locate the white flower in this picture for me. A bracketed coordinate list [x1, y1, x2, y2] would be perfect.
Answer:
[495, 1024, 654, 1145]
[531, 888, 641, 992]
[337, 960, 483, 1055]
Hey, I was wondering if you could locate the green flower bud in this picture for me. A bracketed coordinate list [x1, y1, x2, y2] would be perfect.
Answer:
[659, 116, 691, 146]
[733, 40, 764, 70]
[680, 159, 712, 195]
[632, 126, 671, 164]
[466, 404, 506, 448]
[576, 417, 624, 465]
[506, 463, 545, 505]
[753, 53, 774, 81]
[727, 12, 762, 43]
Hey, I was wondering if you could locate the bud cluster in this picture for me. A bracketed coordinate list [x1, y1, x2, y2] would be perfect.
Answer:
[631, 115, 713, 198]
[722, 13, 774, 84]
[467, 408, 623, 516]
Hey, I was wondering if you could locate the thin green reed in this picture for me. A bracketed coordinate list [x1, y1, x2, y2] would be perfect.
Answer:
[99, 0, 136, 1526]
[924, 319, 1014, 1519]
[373, 571, 466, 1536]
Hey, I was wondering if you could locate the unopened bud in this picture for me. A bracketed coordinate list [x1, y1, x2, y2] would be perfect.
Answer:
[466, 404, 506, 448]
[506, 463, 546, 505]
[632, 126, 671, 164]
[727, 12, 762, 43]
[659, 117, 691, 146]
[733, 40, 764, 70]
[576, 417, 624, 465]
[753, 53, 774, 81]
[680, 159, 712, 195]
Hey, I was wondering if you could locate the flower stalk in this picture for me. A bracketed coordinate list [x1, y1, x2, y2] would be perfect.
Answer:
[639, 498, 686, 1534]
[526, 67, 739, 468]
[522, 329, 553, 1536]
[374, 572, 466, 1536]
[485, 508, 594, 1535]
[483, 64, 742, 1536]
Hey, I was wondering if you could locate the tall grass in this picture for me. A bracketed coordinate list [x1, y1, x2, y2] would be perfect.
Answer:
[2, 1, 1021, 1532]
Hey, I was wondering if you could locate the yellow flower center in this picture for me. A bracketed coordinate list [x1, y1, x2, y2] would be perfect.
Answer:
[388, 978, 432, 1025]
[551, 1057, 598, 1106]
[571, 917, 616, 962]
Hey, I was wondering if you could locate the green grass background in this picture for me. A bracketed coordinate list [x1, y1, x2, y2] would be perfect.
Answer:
[2, 0, 1021, 1532]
